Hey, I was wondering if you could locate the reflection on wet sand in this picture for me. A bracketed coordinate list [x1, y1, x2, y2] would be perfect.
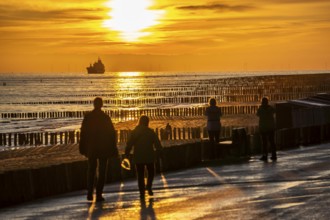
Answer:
[140, 198, 156, 220]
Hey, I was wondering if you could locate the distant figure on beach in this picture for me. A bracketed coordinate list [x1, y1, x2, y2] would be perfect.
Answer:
[125, 115, 163, 199]
[79, 97, 118, 202]
[257, 97, 277, 161]
[165, 123, 172, 140]
[205, 98, 222, 144]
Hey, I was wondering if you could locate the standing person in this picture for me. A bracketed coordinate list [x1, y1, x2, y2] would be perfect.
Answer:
[205, 98, 222, 144]
[79, 97, 118, 202]
[257, 97, 277, 161]
[125, 115, 163, 199]
[165, 123, 172, 140]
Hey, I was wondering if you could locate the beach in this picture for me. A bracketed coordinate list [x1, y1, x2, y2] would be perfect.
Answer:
[0, 114, 257, 172]
[0, 72, 329, 172]
[1, 72, 330, 209]
[114, 114, 258, 131]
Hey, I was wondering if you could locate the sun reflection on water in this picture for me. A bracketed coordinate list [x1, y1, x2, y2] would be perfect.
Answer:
[118, 72, 143, 77]
[114, 72, 144, 92]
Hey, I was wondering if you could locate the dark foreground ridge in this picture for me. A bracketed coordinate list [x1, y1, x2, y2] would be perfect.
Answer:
[0, 143, 329, 219]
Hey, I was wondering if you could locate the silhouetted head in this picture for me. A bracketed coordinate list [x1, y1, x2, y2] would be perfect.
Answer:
[93, 97, 103, 110]
[138, 115, 149, 127]
[209, 98, 217, 106]
[262, 97, 269, 105]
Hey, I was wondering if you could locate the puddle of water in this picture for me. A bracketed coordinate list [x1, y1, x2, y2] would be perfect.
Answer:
[273, 202, 305, 209]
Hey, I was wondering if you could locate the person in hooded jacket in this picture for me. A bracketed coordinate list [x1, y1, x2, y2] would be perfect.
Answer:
[257, 97, 277, 161]
[125, 115, 163, 199]
[79, 97, 118, 202]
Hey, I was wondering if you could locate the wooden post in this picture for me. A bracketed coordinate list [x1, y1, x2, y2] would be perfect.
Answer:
[8, 133, 11, 146]
[76, 131, 80, 143]
[3, 133, 6, 146]
[60, 132, 63, 145]
[54, 133, 58, 145]
[65, 132, 68, 144]
[45, 132, 48, 145]
[29, 133, 33, 146]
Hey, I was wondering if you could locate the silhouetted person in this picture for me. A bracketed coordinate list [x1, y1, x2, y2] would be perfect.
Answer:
[125, 115, 163, 199]
[205, 98, 222, 143]
[79, 97, 118, 202]
[165, 123, 172, 140]
[257, 97, 277, 161]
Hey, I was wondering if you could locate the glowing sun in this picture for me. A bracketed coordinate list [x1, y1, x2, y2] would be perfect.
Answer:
[103, 0, 164, 42]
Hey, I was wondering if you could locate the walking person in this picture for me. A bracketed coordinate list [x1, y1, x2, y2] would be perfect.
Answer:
[205, 98, 222, 144]
[79, 97, 118, 202]
[257, 97, 277, 161]
[125, 115, 163, 199]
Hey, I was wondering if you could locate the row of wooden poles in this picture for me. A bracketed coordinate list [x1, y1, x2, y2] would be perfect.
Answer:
[3, 74, 330, 106]
[3, 92, 322, 106]
[0, 125, 259, 147]
[0, 105, 261, 120]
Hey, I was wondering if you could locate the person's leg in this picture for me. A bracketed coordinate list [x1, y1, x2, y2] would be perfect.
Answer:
[208, 130, 215, 143]
[146, 163, 155, 196]
[260, 132, 268, 161]
[208, 130, 216, 159]
[214, 129, 220, 143]
[135, 164, 146, 198]
[87, 157, 97, 200]
[269, 131, 277, 160]
[96, 158, 108, 201]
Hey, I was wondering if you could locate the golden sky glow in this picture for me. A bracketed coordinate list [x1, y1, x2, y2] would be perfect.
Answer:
[0, 0, 330, 73]
[103, 0, 164, 42]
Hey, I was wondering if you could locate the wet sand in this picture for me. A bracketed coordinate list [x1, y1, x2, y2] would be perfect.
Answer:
[0, 114, 258, 173]
[114, 114, 258, 131]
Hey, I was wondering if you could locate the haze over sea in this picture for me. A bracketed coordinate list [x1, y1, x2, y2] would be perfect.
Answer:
[0, 70, 328, 134]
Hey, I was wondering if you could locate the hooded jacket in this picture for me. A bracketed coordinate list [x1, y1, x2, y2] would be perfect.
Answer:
[79, 109, 118, 158]
[125, 125, 162, 164]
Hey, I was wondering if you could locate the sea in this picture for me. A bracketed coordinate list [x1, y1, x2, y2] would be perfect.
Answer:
[0, 70, 327, 135]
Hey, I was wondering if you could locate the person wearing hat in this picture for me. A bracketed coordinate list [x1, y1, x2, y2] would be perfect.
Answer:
[79, 97, 118, 202]
[125, 115, 163, 199]
[257, 97, 277, 161]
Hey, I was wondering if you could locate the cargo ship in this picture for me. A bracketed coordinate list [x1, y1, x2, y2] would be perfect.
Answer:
[86, 58, 105, 74]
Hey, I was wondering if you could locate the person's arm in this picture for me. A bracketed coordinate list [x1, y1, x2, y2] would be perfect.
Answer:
[219, 107, 223, 117]
[125, 130, 136, 157]
[205, 107, 209, 117]
[256, 107, 261, 117]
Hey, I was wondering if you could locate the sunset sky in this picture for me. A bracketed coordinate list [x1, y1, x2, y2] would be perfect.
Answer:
[0, 0, 329, 73]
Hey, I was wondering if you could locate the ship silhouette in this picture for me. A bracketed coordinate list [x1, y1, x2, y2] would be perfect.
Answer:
[87, 57, 105, 74]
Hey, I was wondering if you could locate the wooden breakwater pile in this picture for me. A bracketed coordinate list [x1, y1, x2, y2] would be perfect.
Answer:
[0, 125, 259, 148]
[1, 73, 330, 121]
[0, 105, 260, 120]
[3, 73, 330, 106]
